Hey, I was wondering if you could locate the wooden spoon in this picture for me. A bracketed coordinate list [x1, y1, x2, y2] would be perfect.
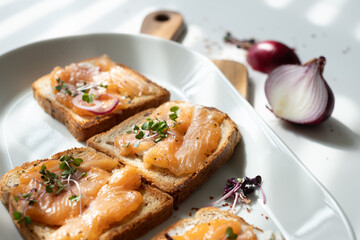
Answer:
[141, 10, 248, 99]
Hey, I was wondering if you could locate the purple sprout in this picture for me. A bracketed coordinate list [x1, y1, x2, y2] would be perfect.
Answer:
[210, 175, 266, 212]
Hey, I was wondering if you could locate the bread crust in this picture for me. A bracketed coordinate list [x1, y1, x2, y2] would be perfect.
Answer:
[87, 101, 241, 204]
[32, 57, 170, 142]
[0, 147, 173, 240]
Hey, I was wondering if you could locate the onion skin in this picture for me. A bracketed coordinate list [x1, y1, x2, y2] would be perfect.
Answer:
[247, 41, 301, 74]
[306, 81, 334, 125]
[265, 57, 335, 125]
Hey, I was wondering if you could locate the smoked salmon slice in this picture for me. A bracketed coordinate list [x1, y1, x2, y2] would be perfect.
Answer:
[171, 219, 256, 240]
[11, 151, 143, 240]
[115, 102, 226, 176]
[50, 166, 143, 240]
[50, 55, 157, 116]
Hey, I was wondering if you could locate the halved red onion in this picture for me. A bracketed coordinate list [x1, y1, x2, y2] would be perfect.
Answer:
[265, 57, 334, 125]
[72, 93, 119, 115]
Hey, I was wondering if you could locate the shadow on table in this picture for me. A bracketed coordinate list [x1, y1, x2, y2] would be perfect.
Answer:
[280, 117, 360, 150]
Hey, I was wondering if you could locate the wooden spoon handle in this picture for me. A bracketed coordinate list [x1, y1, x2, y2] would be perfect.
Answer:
[140, 10, 186, 41]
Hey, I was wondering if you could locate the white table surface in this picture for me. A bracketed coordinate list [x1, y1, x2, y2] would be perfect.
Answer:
[0, 0, 359, 238]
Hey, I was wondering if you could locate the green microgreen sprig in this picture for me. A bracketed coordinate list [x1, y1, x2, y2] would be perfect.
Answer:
[169, 106, 179, 121]
[124, 106, 181, 147]
[59, 155, 83, 178]
[39, 164, 64, 194]
[100, 83, 108, 89]
[57, 79, 108, 104]
[69, 195, 82, 202]
[81, 92, 96, 103]
[54, 78, 72, 95]
[13, 155, 84, 224]
[225, 227, 238, 239]
[13, 211, 32, 225]
[133, 118, 168, 143]
[77, 82, 108, 93]
[12, 189, 38, 225]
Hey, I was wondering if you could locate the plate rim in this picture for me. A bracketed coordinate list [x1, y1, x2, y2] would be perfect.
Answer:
[0, 32, 356, 239]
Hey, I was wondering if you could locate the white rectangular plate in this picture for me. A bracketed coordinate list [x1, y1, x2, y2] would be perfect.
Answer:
[0, 33, 355, 239]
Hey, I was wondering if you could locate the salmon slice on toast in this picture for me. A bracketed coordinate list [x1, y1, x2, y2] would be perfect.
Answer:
[87, 101, 241, 204]
[0, 147, 173, 240]
[32, 55, 170, 141]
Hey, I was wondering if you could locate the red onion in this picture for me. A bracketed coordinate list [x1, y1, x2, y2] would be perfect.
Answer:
[224, 32, 301, 73]
[265, 56, 335, 125]
[72, 94, 102, 111]
[246, 40, 300, 74]
[90, 94, 119, 115]
[72, 93, 119, 115]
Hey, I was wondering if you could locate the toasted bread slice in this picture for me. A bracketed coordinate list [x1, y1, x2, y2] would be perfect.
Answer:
[0, 147, 173, 240]
[87, 101, 241, 204]
[32, 56, 170, 141]
[152, 207, 282, 240]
